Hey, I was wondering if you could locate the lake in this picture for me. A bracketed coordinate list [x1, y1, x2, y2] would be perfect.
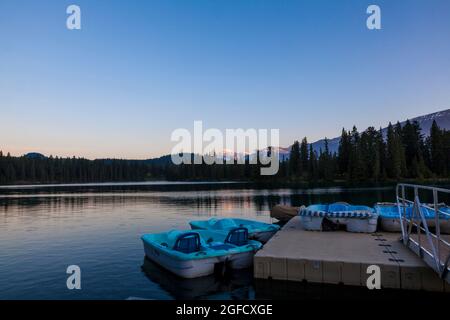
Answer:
[0, 182, 413, 300]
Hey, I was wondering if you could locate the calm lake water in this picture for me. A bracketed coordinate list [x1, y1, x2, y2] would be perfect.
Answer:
[0, 182, 428, 300]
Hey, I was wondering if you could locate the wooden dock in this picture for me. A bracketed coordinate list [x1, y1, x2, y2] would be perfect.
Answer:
[254, 216, 450, 292]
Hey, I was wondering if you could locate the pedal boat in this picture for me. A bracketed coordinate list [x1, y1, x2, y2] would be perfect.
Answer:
[374, 202, 411, 232]
[189, 218, 280, 243]
[141, 228, 262, 278]
[375, 202, 450, 233]
[429, 204, 450, 234]
[299, 203, 378, 233]
[270, 205, 303, 223]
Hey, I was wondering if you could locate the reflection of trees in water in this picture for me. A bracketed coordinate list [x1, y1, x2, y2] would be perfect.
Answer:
[0, 196, 143, 215]
[0, 182, 251, 196]
[0, 187, 406, 217]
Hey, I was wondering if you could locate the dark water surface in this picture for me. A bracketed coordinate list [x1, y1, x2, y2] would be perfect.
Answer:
[0, 182, 418, 300]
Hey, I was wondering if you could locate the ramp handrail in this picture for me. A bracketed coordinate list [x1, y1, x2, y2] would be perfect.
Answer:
[396, 183, 450, 283]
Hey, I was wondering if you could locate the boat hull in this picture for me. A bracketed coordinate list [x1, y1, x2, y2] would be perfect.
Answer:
[270, 205, 301, 222]
[380, 217, 402, 232]
[143, 241, 222, 278]
[251, 230, 277, 243]
[299, 215, 323, 231]
[441, 220, 450, 234]
[380, 216, 450, 234]
[346, 216, 378, 233]
[227, 251, 255, 269]
[142, 240, 257, 278]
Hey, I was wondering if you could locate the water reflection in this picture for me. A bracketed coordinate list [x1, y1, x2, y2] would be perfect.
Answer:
[141, 258, 253, 300]
[0, 186, 402, 220]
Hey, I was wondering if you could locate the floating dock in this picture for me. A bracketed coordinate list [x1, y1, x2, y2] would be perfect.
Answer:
[254, 216, 450, 292]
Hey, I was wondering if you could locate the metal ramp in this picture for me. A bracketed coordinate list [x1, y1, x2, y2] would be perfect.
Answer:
[396, 184, 450, 283]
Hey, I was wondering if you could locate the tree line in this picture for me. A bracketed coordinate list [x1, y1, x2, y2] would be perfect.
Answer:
[0, 120, 449, 185]
[284, 119, 450, 183]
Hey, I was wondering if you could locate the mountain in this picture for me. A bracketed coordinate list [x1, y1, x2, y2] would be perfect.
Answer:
[24, 152, 46, 159]
[257, 146, 291, 161]
[310, 108, 450, 154]
[410, 109, 450, 133]
[142, 108, 450, 164]
[144, 154, 174, 165]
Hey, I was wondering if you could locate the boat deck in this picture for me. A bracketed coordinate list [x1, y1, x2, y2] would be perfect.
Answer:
[254, 216, 449, 292]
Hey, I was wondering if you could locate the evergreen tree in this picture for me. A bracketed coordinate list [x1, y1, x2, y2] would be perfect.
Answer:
[359, 127, 379, 181]
[337, 128, 351, 175]
[308, 144, 318, 181]
[401, 120, 426, 177]
[289, 140, 301, 178]
[300, 138, 309, 174]
[394, 121, 408, 176]
[377, 127, 387, 179]
[318, 138, 334, 181]
[429, 120, 445, 175]
[348, 126, 365, 181]
[386, 122, 402, 179]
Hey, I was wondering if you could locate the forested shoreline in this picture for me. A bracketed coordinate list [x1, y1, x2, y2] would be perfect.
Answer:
[1, 120, 449, 185]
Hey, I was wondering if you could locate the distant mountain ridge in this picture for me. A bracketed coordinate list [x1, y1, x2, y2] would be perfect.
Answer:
[24, 152, 46, 160]
[310, 108, 450, 154]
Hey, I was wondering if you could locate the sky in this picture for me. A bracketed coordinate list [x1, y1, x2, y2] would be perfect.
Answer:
[1, 0, 450, 159]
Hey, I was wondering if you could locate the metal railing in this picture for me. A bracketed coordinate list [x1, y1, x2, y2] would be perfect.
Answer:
[396, 183, 450, 283]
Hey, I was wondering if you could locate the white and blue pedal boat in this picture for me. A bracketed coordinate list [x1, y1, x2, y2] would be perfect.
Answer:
[141, 228, 262, 278]
[374, 202, 450, 233]
[299, 203, 378, 233]
[189, 218, 280, 243]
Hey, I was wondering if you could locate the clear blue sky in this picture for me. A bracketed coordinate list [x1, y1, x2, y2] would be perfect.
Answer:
[1, 0, 449, 159]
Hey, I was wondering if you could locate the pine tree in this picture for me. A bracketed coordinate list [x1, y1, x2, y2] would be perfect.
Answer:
[377, 127, 387, 179]
[319, 138, 334, 181]
[401, 120, 426, 177]
[359, 127, 379, 181]
[300, 138, 309, 174]
[308, 144, 318, 181]
[348, 126, 365, 181]
[386, 123, 402, 180]
[394, 121, 408, 177]
[337, 128, 351, 176]
[429, 120, 445, 175]
[289, 140, 301, 178]
[443, 130, 450, 176]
